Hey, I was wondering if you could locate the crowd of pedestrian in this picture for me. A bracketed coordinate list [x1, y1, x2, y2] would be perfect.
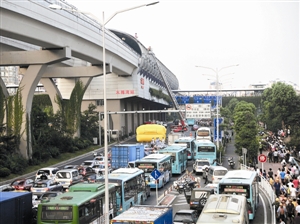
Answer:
[258, 131, 300, 224]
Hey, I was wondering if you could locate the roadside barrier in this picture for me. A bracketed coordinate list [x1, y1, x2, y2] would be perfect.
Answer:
[240, 164, 276, 224]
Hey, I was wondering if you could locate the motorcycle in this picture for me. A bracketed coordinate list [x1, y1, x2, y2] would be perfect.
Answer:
[228, 157, 235, 169]
[174, 178, 197, 194]
[93, 151, 97, 157]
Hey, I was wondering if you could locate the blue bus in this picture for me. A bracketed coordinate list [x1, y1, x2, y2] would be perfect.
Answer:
[158, 145, 187, 175]
[174, 136, 196, 160]
[98, 167, 148, 215]
[194, 139, 217, 164]
[186, 118, 195, 126]
[217, 170, 260, 220]
[135, 154, 172, 189]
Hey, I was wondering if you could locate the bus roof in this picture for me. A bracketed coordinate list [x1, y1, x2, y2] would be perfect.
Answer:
[159, 145, 187, 153]
[112, 167, 142, 174]
[112, 205, 171, 221]
[202, 194, 246, 214]
[222, 170, 256, 179]
[195, 140, 215, 145]
[175, 136, 195, 141]
[139, 154, 170, 160]
[197, 127, 211, 131]
[69, 183, 114, 192]
[40, 191, 105, 206]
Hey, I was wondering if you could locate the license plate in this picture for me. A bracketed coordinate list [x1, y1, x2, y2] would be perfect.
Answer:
[61, 182, 65, 184]
[192, 201, 199, 204]
[36, 190, 41, 192]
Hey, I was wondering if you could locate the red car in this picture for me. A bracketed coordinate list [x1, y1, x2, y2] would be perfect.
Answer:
[11, 178, 34, 191]
[172, 126, 188, 132]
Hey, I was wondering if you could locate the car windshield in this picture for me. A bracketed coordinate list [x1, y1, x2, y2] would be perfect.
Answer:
[37, 170, 50, 175]
[194, 191, 209, 198]
[82, 162, 92, 166]
[214, 170, 228, 176]
[174, 213, 193, 222]
[197, 161, 210, 166]
[56, 172, 71, 179]
[34, 183, 47, 188]
[12, 180, 23, 186]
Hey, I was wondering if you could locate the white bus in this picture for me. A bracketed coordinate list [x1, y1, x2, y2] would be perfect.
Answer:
[196, 127, 212, 141]
[197, 194, 249, 224]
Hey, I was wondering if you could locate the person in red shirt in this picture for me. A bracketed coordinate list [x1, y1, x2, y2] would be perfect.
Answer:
[293, 177, 299, 190]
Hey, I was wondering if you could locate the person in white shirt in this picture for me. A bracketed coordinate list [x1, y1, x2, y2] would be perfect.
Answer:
[290, 185, 297, 199]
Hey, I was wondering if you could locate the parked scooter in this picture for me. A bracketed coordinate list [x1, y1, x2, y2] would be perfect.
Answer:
[228, 157, 235, 169]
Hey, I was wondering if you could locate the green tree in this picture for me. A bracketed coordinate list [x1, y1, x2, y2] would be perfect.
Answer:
[233, 101, 259, 164]
[261, 82, 297, 132]
[80, 103, 100, 143]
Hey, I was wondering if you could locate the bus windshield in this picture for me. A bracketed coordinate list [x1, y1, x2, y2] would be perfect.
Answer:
[198, 146, 215, 152]
[135, 162, 157, 173]
[197, 130, 210, 137]
[219, 184, 250, 198]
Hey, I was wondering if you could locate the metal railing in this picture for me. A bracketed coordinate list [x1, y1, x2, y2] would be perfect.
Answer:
[240, 164, 276, 224]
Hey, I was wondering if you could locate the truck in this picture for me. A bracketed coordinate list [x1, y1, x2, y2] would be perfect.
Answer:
[110, 205, 173, 223]
[167, 131, 184, 145]
[111, 144, 145, 169]
[136, 124, 166, 142]
[0, 191, 33, 224]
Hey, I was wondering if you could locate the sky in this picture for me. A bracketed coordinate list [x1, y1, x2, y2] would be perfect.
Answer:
[67, 0, 299, 90]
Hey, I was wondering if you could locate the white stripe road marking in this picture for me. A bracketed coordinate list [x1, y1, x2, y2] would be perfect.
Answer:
[259, 194, 266, 224]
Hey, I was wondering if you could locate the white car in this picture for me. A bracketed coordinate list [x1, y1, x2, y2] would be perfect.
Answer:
[92, 164, 112, 175]
[193, 159, 210, 174]
[205, 183, 218, 194]
[35, 167, 60, 181]
[81, 160, 100, 168]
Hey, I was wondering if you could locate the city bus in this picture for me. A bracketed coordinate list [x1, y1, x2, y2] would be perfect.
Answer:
[37, 183, 117, 224]
[174, 136, 196, 160]
[158, 145, 187, 175]
[217, 170, 260, 220]
[196, 127, 212, 141]
[186, 118, 195, 126]
[194, 139, 217, 164]
[134, 154, 172, 189]
[98, 167, 149, 215]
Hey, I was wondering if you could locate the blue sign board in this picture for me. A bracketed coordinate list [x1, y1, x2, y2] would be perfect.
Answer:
[214, 118, 223, 141]
[150, 169, 161, 180]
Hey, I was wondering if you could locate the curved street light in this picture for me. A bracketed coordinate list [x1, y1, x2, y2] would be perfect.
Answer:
[50, 2, 159, 223]
[196, 64, 239, 164]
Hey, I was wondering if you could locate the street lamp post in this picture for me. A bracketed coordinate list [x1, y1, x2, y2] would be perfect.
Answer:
[196, 64, 238, 164]
[50, 2, 159, 223]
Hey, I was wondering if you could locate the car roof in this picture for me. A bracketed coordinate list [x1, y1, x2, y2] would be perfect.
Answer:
[38, 167, 59, 170]
[176, 209, 197, 214]
[57, 169, 78, 172]
[35, 179, 51, 183]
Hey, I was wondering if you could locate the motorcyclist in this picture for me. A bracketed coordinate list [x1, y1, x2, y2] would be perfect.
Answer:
[228, 157, 235, 168]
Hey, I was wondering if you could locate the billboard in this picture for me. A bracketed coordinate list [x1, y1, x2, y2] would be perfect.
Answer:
[185, 103, 211, 119]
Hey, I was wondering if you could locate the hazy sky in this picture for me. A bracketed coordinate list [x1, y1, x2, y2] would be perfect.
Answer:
[67, 0, 299, 90]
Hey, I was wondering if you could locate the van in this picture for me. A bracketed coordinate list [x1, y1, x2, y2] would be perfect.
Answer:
[196, 194, 249, 224]
[204, 166, 228, 184]
[54, 169, 83, 189]
[35, 167, 59, 180]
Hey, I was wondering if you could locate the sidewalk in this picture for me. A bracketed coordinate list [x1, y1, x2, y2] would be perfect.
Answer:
[257, 151, 283, 174]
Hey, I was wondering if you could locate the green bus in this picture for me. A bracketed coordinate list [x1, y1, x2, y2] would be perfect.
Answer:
[37, 183, 117, 224]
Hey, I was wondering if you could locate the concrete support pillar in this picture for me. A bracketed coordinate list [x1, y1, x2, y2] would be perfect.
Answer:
[1, 47, 71, 159]
[20, 64, 47, 159]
